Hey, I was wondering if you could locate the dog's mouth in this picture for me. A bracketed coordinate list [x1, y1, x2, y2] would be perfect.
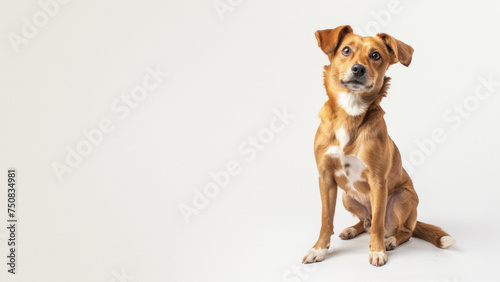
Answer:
[341, 79, 373, 91]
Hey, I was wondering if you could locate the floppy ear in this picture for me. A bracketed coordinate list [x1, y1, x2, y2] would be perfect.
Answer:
[376, 33, 414, 67]
[315, 25, 353, 55]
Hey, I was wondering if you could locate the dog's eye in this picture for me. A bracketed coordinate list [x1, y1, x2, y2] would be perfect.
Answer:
[341, 46, 351, 56]
[371, 51, 381, 60]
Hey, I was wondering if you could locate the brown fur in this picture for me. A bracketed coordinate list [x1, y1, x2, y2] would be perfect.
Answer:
[303, 25, 454, 267]
[413, 221, 451, 248]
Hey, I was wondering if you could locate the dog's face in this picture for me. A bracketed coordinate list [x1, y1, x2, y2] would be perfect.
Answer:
[316, 25, 413, 93]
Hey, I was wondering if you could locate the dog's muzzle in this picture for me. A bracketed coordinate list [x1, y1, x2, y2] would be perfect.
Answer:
[341, 64, 372, 91]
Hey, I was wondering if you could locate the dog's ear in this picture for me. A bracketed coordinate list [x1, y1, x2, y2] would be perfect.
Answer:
[376, 33, 414, 67]
[315, 25, 353, 55]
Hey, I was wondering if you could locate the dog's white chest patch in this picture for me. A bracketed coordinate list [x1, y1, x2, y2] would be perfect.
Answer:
[335, 127, 349, 148]
[337, 92, 368, 116]
[325, 127, 367, 196]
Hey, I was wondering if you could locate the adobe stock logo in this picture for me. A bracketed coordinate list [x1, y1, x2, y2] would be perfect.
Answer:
[52, 65, 169, 182]
[403, 75, 498, 174]
[109, 268, 135, 282]
[351, 0, 403, 36]
[281, 262, 318, 282]
[8, 0, 70, 53]
[213, 0, 243, 21]
[179, 107, 295, 224]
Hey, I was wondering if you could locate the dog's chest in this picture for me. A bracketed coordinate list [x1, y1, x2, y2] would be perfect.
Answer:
[325, 127, 369, 203]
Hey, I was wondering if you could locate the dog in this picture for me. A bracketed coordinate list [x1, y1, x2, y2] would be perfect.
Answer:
[302, 25, 455, 267]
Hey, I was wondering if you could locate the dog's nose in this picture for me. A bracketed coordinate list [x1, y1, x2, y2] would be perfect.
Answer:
[351, 64, 366, 78]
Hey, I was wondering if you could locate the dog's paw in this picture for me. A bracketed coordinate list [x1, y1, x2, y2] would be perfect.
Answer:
[369, 251, 387, 267]
[302, 248, 327, 264]
[339, 227, 357, 240]
[384, 236, 396, 250]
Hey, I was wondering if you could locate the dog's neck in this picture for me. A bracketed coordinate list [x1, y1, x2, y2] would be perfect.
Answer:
[321, 73, 390, 133]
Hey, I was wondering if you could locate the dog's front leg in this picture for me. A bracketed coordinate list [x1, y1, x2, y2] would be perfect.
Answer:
[302, 175, 338, 263]
[368, 176, 388, 266]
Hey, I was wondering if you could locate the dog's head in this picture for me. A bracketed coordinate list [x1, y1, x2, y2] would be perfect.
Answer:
[315, 25, 413, 93]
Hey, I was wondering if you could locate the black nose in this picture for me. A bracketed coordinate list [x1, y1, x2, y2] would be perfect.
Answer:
[351, 64, 366, 78]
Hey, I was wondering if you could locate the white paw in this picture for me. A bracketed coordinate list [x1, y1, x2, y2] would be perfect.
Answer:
[302, 248, 327, 263]
[440, 236, 455, 248]
[369, 251, 387, 267]
[384, 236, 396, 250]
[339, 227, 357, 240]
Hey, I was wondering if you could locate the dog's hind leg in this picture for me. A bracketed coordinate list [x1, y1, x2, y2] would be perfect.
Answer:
[339, 192, 370, 239]
[384, 186, 418, 251]
[384, 208, 417, 250]
[339, 220, 366, 240]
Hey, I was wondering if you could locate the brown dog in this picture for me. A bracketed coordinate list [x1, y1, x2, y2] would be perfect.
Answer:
[302, 25, 455, 267]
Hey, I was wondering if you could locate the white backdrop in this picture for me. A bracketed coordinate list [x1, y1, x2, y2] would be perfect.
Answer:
[1, 0, 500, 281]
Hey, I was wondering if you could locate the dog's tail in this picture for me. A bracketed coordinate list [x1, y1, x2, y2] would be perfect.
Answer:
[412, 221, 455, 248]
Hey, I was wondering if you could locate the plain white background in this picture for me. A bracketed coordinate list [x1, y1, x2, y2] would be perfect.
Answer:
[1, 0, 500, 281]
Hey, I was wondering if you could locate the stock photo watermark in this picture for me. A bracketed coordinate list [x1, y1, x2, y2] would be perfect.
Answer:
[351, 0, 403, 36]
[179, 106, 295, 224]
[213, 0, 243, 21]
[6, 169, 18, 274]
[214, 0, 402, 23]
[110, 268, 135, 282]
[281, 262, 317, 282]
[51, 65, 169, 182]
[402, 75, 498, 174]
[8, 0, 70, 53]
